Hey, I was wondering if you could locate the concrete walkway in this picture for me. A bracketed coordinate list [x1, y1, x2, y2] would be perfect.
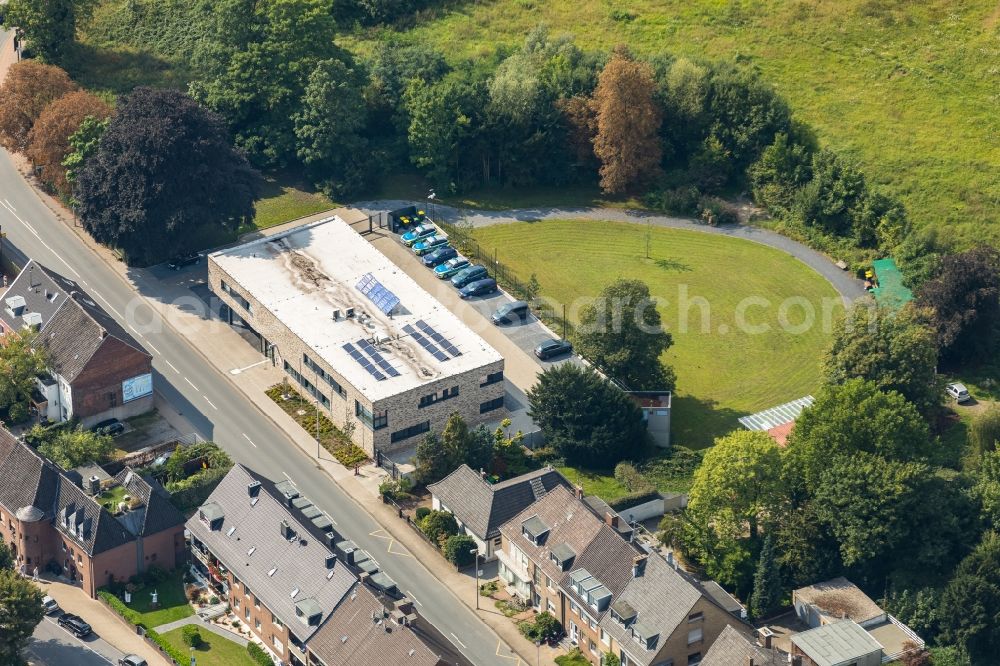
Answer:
[152, 616, 249, 646]
[353, 199, 867, 302]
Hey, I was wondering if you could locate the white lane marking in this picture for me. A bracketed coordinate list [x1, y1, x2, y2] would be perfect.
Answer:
[450, 633, 468, 649]
[0, 200, 81, 277]
[406, 590, 423, 607]
[204, 396, 218, 410]
[282, 471, 292, 481]
[184, 377, 199, 391]
[243, 433, 258, 448]
[165, 359, 179, 373]
[4, 199, 15, 211]
[146, 341, 160, 354]
[90, 290, 122, 318]
[128, 325, 145, 339]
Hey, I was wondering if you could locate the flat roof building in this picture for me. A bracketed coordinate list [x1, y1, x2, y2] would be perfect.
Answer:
[208, 216, 505, 456]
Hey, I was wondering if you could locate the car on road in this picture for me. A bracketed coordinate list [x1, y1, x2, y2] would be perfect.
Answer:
[946, 382, 972, 403]
[491, 301, 530, 325]
[166, 253, 200, 270]
[451, 265, 489, 288]
[401, 224, 436, 246]
[434, 257, 470, 279]
[413, 235, 449, 256]
[41, 595, 60, 615]
[421, 246, 458, 268]
[119, 656, 148, 666]
[91, 418, 125, 437]
[57, 613, 92, 638]
[459, 278, 498, 299]
[534, 338, 573, 360]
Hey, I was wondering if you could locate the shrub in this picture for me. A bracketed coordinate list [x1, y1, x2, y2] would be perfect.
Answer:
[420, 510, 458, 544]
[98, 590, 140, 625]
[415, 506, 431, 521]
[644, 185, 702, 215]
[182, 624, 202, 647]
[614, 462, 654, 493]
[445, 534, 478, 566]
[208, 595, 219, 605]
[520, 611, 564, 642]
[247, 641, 273, 666]
[608, 489, 662, 512]
[379, 476, 413, 501]
[144, 627, 188, 664]
[142, 565, 168, 585]
[699, 196, 740, 226]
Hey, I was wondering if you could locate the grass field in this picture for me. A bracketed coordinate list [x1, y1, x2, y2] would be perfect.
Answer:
[348, 0, 1000, 245]
[121, 569, 193, 628]
[161, 627, 257, 666]
[471, 219, 840, 448]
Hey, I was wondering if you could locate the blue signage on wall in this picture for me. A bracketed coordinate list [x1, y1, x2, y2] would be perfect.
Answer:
[122, 373, 153, 403]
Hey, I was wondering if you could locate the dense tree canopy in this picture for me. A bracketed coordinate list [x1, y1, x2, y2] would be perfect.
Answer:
[3, 0, 87, 65]
[0, 61, 76, 154]
[37, 427, 114, 470]
[61, 114, 108, 195]
[527, 363, 646, 468]
[0, 330, 47, 424]
[76, 87, 261, 265]
[971, 407, 1000, 459]
[938, 532, 1000, 662]
[0, 568, 44, 666]
[26, 90, 112, 196]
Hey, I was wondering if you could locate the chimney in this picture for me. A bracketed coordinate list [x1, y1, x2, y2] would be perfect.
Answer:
[480, 468, 486, 480]
[605, 512, 619, 529]
[247, 481, 261, 498]
[632, 554, 648, 578]
[86, 476, 100, 496]
[280, 520, 295, 541]
[325, 554, 336, 569]
[574, 485, 583, 500]
[746, 657, 755, 666]
[395, 599, 414, 616]
[757, 628, 773, 649]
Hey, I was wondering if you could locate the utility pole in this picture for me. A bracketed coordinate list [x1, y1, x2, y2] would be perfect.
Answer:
[315, 400, 321, 460]
[471, 549, 480, 610]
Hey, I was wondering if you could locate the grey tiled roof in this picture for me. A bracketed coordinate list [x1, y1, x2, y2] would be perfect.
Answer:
[113, 468, 185, 538]
[560, 525, 640, 620]
[55, 475, 133, 556]
[701, 625, 786, 666]
[427, 464, 571, 539]
[186, 465, 356, 642]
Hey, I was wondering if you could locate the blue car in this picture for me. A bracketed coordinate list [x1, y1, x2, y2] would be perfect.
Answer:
[434, 257, 471, 279]
[451, 265, 488, 288]
[401, 224, 436, 247]
[413, 235, 449, 256]
[459, 278, 498, 299]
[422, 246, 458, 268]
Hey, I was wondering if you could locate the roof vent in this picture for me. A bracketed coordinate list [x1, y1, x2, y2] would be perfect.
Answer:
[268, 566, 277, 577]
[291, 588, 300, 598]
[227, 526, 236, 537]
[247, 546, 256, 556]
[341, 636, 348, 644]
[325, 554, 336, 569]
[409, 649, 416, 656]
[332, 309, 341, 320]
[345, 307, 355, 319]
[247, 481, 261, 497]
[280, 519, 295, 541]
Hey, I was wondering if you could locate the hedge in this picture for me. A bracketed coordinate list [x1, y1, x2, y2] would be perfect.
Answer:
[608, 489, 662, 512]
[247, 642, 273, 666]
[98, 590, 141, 625]
[99, 591, 187, 664]
[145, 626, 189, 664]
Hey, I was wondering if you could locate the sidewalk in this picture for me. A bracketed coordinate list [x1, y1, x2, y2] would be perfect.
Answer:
[34, 579, 170, 666]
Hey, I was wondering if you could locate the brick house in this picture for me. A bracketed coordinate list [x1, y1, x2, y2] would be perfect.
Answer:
[498, 485, 740, 666]
[0, 260, 153, 427]
[0, 427, 185, 597]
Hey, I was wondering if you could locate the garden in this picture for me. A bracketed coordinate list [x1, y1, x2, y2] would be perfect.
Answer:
[160, 625, 259, 666]
[266, 383, 369, 468]
[100, 566, 193, 629]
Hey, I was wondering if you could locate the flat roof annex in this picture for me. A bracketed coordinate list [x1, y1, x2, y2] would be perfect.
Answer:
[209, 217, 502, 401]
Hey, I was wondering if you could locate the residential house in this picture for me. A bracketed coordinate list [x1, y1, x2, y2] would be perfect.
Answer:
[427, 464, 571, 559]
[0, 260, 153, 427]
[0, 427, 185, 597]
[790, 620, 884, 666]
[701, 625, 786, 666]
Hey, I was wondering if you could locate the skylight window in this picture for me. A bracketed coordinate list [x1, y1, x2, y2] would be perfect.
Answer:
[248, 546, 256, 556]
[268, 566, 278, 577]
[227, 526, 236, 536]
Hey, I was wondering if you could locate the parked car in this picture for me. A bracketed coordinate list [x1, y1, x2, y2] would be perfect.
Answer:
[166, 253, 200, 270]
[534, 338, 573, 360]
[401, 224, 436, 246]
[451, 265, 489, 288]
[91, 418, 125, 437]
[58, 613, 92, 638]
[434, 257, 470, 279]
[413, 235, 449, 256]
[459, 278, 498, 299]
[42, 595, 60, 615]
[421, 246, 458, 268]
[491, 300, 530, 325]
[119, 656, 148, 666]
[946, 382, 972, 403]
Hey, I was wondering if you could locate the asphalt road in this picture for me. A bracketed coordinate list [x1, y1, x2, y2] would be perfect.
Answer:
[29, 616, 120, 666]
[0, 139, 511, 666]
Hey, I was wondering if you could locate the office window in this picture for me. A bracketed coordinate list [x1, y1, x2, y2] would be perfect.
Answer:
[303, 354, 346, 397]
[355, 400, 374, 428]
[372, 409, 388, 430]
[418, 386, 460, 409]
[221, 281, 252, 314]
[390, 421, 430, 444]
[480, 397, 504, 414]
[687, 628, 703, 645]
[480, 371, 504, 387]
[284, 361, 329, 408]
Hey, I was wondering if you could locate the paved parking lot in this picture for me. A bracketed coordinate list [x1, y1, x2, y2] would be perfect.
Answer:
[29, 615, 122, 666]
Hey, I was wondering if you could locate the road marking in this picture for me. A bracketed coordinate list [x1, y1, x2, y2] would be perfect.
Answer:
[369, 529, 413, 557]
[496, 641, 523, 664]
[204, 395, 218, 410]
[282, 471, 292, 481]
[164, 359, 179, 373]
[406, 590, 423, 607]
[128, 324, 145, 339]
[450, 633, 468, 650]
[184, 376, 199, 391]
[4, 199, 15, 211]
[229, 359, 269, 375]
[90, 290, 122, 318]
[243, 433, 258, 448]
[0, 200, 82, 278]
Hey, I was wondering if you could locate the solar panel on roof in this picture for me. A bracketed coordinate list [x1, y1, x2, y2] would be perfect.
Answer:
[356, 339, 401, 378]
[416, 320, 462, 357]
[402, 324, 451, 362]
[356, 272, 401, 315]
[342, 342, 387, 381]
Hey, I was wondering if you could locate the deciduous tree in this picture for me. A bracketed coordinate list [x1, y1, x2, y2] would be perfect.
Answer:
[590, 47, 662, 194]
[938, 532, 1000, 663]
[0, 61, 76, 153]
[26, 90, 112, 196]
[76, 87, 261, 265]
[37, 427, 114, 470]
[0, 330, 47, 424]
[2, 0, 89, 65]
[0, 541, 13, 571]
[0, 568, 44, 666]
[62, 115, 108, 195]
[971, 406, 1000, 458]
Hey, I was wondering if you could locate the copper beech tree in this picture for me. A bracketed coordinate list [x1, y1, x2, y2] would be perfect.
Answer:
[0, 61, 76, 154]
[27, 90, 112, 196]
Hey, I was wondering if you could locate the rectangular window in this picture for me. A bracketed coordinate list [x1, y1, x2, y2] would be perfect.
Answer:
[221, 281, 252, 314]
[600, 629, 610, 646]
[571, 601, 579, 615]
[355, 400, 374, 428]
[687, 611, 703, 623]
[480, 371, 504, 387]
[687, 653, 701, 666]
[372, 409, 388, 431]
[284, 361, 330, 408]
[273, 634, 282, 651]
[303, 354, 346, 397]
[480, 397, 504, 414]
[590, 639, 598, 655]
[255, 619, 261, 631]
[548, 599, 556, 614]
[390, 421, 430, 444]
[687, 628, 703, 645]
[418, 386, 460, 409]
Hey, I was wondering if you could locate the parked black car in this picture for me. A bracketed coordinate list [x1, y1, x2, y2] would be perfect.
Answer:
[534, 338, 573, 360]
[166, 253, 200, 270]
[91, 418, 125, 437]
[421, 246, 458, 268]
[459, 278, 498, 299]
[451, 265, 489, 288]
[491, 300, 530, 325]
[58, 613, 93, 638]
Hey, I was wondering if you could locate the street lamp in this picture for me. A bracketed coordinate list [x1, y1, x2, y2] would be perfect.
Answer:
[471, 548, 481, 610]
[536, 639, 542, 666]
[314, 400, 321, 459]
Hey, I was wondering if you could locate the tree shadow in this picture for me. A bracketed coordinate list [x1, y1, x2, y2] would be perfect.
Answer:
[66, 42, 190, 95]
[668, 394, 748, 450]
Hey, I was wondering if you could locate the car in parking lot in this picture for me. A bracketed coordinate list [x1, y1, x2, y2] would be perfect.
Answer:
[57, 613, 92, 638]
[434, 257, 470, 279]
[91, 418, 125, 437]
[166, 253, 200, 270]
[42, 595, 60, 615]
[119, 656, 148, 666]
[451, 265, 489, 288]
[421, 246, 458, 268]
[459, 278, 498, 299]
[491, 300, 530, 325]
[413, 235, 449, 256]
[534, 338, 573, 360]
[946, 382, 972, 403]
[401, 224, 436, 246]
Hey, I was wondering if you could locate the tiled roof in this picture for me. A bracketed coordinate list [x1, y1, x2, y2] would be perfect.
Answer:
[308, 584, 442, 666]
[702, 625, 786, 666]
[185, 465, 356, 642]
[0, 428, 60, 518]
[427, 464, 570, 539]
[560, 525, 641, 620]
[55, 475, 133, 556]
[113, 468, 185, 538]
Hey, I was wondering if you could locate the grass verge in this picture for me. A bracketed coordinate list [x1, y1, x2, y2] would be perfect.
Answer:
[266, 384, 369, 468]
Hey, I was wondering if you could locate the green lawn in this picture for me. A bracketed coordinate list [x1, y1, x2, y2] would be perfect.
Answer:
[253, 174, 336, 230]
[121, 569, 193, 628]
[472, 219, 840, 448]
[160, 627, 257, 666]
[345, 0, 1000, 247]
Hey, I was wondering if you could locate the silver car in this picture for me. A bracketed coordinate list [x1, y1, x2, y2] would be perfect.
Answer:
[946, 382, 971, 403]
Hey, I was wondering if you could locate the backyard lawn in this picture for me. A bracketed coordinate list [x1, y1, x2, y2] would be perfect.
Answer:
[471, 219, 840, 448]
[253, 175, 336, 230]
[120, 569, 193, 628]
[160, 627, 257, 666]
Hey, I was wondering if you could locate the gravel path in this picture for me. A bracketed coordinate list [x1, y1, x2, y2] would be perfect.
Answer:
[352, 199, 866, 302]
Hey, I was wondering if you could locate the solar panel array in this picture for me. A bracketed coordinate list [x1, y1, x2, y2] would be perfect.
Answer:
[356, 272, 401, 315]
[416, 320, 463, 357]
[402, 324, 449, 362]
[356, 338, 401, 378]
[342, 342, 386, 381]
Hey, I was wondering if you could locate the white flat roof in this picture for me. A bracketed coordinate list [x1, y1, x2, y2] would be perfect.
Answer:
[211, 217, 502, 401]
